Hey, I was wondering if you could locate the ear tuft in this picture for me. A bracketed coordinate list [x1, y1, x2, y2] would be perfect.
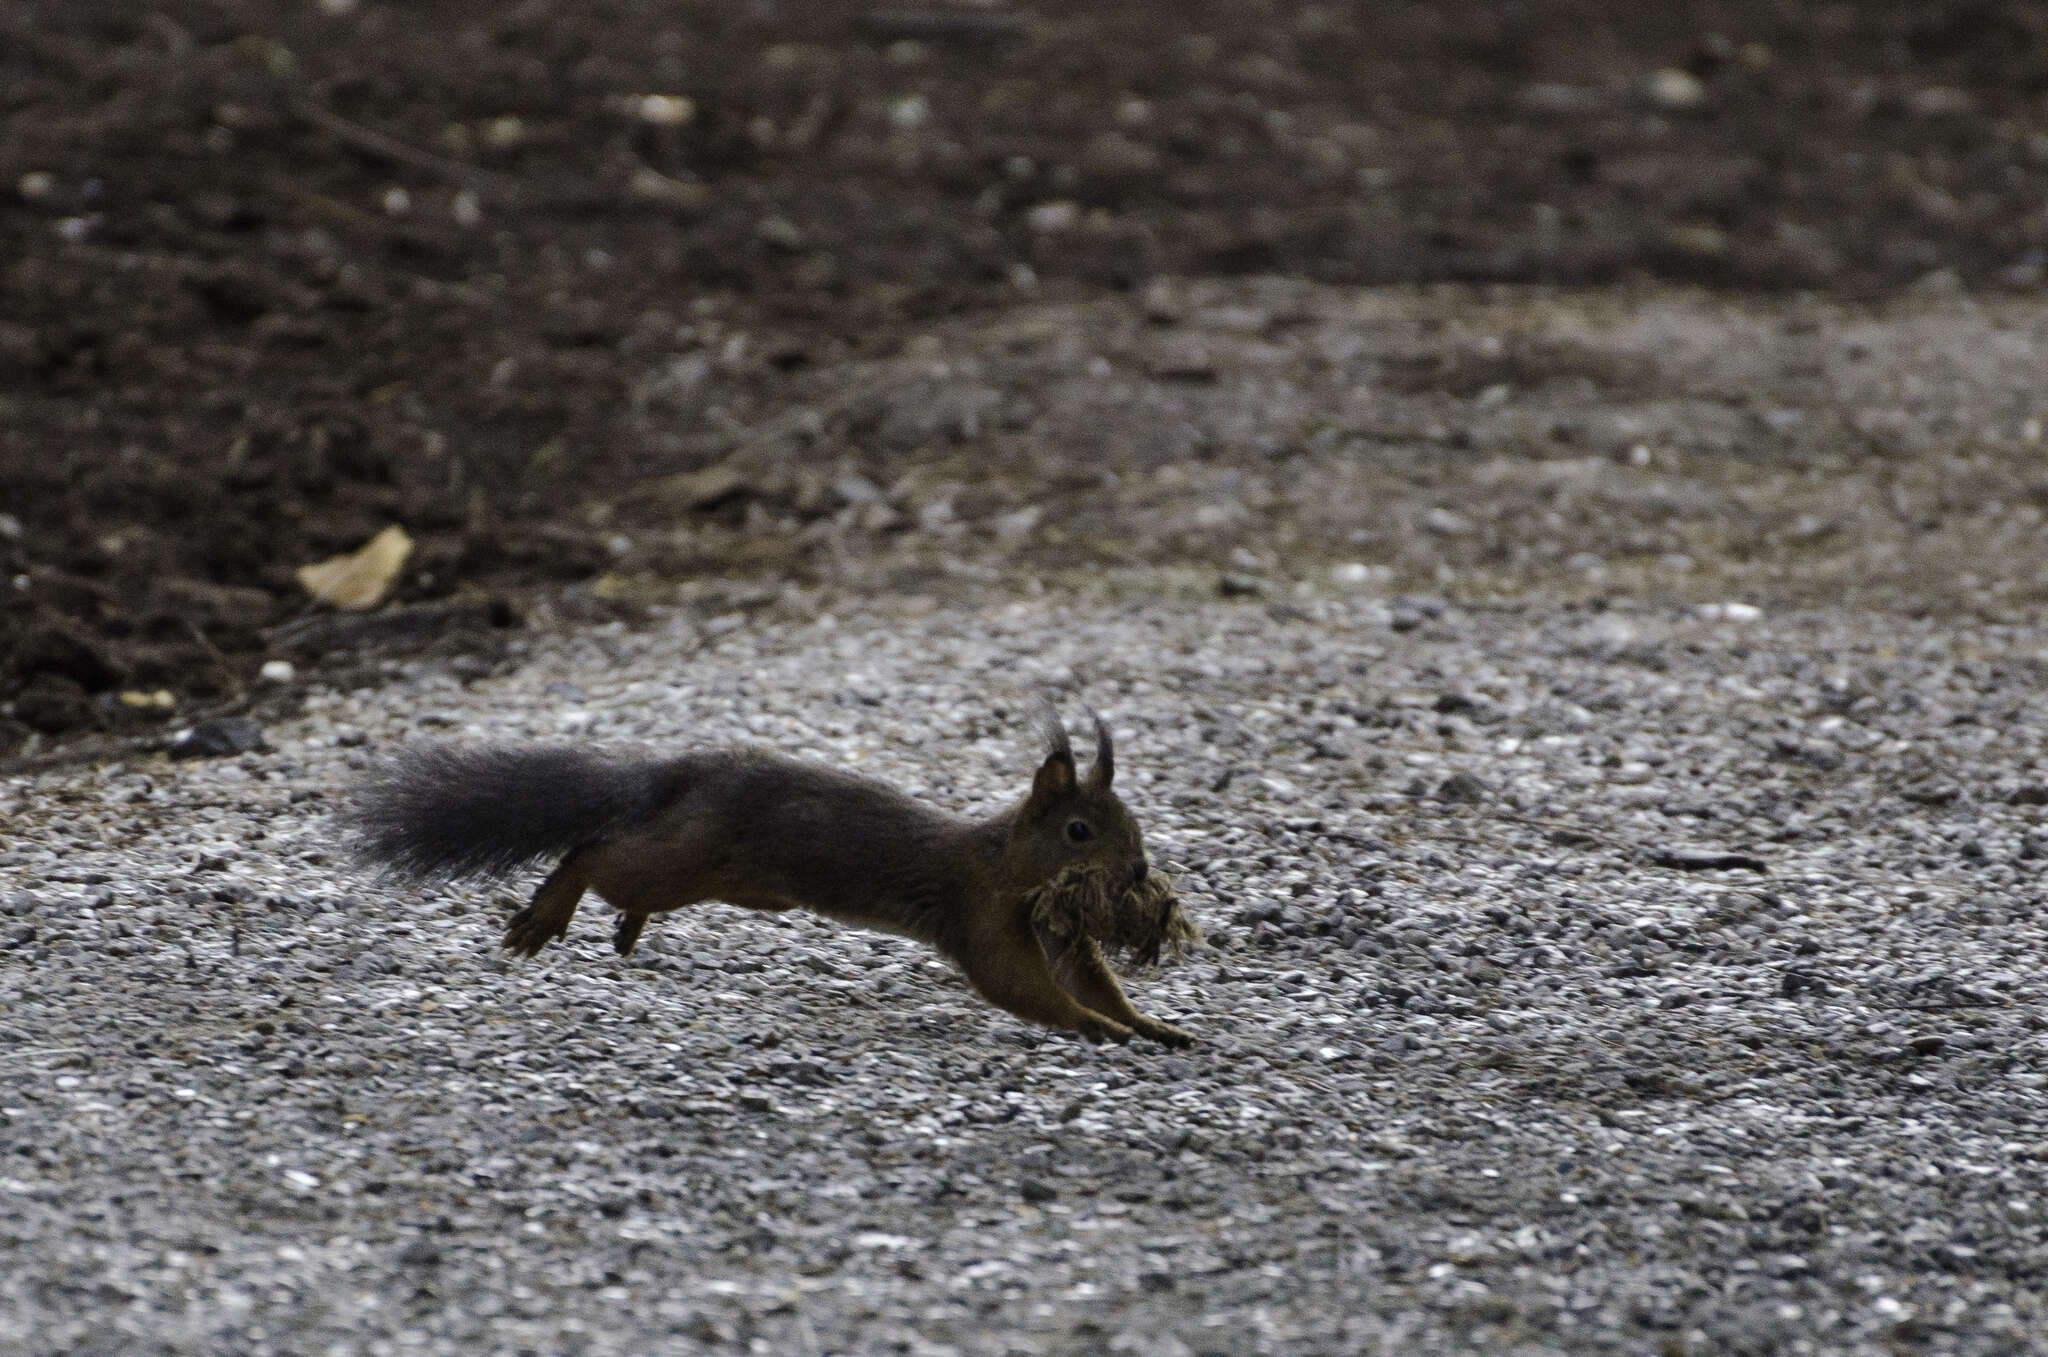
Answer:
[1034, 696, 1073, 766]
[1028, 697, 1077, 807]
[1087, 708, 1114, 788]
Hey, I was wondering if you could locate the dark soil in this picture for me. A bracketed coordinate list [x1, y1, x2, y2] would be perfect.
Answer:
[4, 0, 2046, 753]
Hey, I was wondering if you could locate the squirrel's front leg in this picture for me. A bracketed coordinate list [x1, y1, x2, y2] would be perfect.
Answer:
[957, 919, 1133, 1044]
[1051, 936, 1196, 1049]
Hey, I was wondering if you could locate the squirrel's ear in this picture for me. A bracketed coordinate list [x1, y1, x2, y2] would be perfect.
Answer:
[1028, 698, 1077, 808]
[1086, 709, 1113, 788]
[1030, 746, 1078, 807]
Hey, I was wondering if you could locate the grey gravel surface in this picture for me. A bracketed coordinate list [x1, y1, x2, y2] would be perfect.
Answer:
[6, 585, 2048, 1355]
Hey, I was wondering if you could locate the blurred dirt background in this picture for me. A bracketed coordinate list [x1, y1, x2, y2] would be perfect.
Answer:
[5, 0, 2048, 757]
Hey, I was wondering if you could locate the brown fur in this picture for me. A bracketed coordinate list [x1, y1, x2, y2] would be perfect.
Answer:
[354, 705, 1198, 1047]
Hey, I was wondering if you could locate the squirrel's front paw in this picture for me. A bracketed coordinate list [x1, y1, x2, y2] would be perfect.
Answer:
[1131, 1017, 1196, 1049]
[1074, 1012, 1134, 1045]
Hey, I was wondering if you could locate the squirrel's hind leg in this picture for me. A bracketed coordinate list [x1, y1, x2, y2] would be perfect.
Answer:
[611, 910, 649, 956]
[579, 821, 719, 957]
[502, 851, 590, 957]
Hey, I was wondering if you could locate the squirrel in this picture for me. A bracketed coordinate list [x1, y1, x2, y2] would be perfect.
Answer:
[349, 704, 1196, 1047]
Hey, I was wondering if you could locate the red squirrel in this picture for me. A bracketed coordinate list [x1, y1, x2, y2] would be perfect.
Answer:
[352, 704, 1197, 1046]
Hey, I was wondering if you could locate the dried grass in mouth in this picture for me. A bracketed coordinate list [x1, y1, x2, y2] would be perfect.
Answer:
[1024, 863, 1204, 968]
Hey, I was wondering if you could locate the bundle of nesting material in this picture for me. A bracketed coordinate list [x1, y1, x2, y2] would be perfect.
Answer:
[1024, 863, 1203, 968]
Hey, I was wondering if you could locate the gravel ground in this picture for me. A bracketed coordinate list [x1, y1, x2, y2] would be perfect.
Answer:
[6, 582, 2048, 1355]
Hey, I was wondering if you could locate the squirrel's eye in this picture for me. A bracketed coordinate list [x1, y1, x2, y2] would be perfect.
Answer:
[1064, 819, 1094, 844]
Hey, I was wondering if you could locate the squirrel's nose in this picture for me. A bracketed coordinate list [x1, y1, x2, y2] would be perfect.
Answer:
[1131, 859, 1148, 885]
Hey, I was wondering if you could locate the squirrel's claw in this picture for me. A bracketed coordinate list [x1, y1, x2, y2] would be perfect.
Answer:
[1075, 1013, 1135, 1045]
[501, 906, 564, 957]
[1132, 1018, 1196, 1049]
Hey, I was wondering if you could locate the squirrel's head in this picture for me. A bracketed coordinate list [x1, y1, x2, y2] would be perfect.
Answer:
[1005, 702, 1149, 891]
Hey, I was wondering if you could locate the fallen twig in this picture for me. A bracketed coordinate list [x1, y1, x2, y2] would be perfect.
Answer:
[289, 97, 525, 203]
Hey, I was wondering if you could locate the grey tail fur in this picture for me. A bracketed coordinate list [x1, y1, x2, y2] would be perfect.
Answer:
[350, 744, 683, 883]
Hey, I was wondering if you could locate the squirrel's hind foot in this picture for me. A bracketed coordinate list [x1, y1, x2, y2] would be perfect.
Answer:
[501, 853, 588, 958]
[612, 911, 647, 956]
[501, 905, 568, 957]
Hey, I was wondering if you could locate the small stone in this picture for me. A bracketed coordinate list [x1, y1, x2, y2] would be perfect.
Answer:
[1139, 278, 1186, 324]
[1780, 970, 1828, 998]
[755, 215, 805, 251]
[681, 1313, 735, 1344]
[168, 717, 268, 760]
[259, 659, 295, 684]
[834, 474, 884, 505]
[1907, 1034, 1947, 1057]
[1026, 201, 1080, 233]
[1910, 86, 1976, 117]
[634, 94, 695, 127]
[397, 1239, 442, 1267]
[481, 115, 524, 149]
[1079, 131, 1161, 181]
[628, 167, 711, 213]
[1645, 67, 1707, 110]
[1435, 771, 1487, 804]
[1217, 572, 1268, 599]
[1519, 83, 1602, 115]
[1667, 223, 1727, 257]
[643, 464, 749, 512]
[1422, 507, 1471, 536]
[1330, 562, 1374, 588]
[992, 505, 1042, 544]
[888, 94, 930, 130]
[1019, 1177, 1057, 1204]
[1145, 337, 1217, 383]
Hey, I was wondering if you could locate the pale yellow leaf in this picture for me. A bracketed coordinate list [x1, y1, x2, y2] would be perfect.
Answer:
[296, 524, 413, 611]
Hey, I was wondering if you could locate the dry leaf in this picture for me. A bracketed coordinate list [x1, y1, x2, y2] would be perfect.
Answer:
[297, 525, 413, 611]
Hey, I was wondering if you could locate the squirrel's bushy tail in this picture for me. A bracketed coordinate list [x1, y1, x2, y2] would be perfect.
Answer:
[350, 744, 681, 882]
